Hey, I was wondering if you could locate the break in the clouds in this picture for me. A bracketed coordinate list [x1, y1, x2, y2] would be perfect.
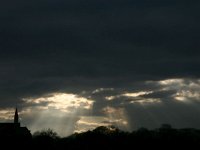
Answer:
[3, 78, 200, 136]
[0, 0, 200, 136]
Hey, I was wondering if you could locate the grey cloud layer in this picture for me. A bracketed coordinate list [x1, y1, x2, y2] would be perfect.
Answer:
[89, 79, 200, 129]
[18, 79, 200, 135]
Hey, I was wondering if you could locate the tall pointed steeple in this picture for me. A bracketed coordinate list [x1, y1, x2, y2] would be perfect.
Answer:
[14, 107, 19, 124]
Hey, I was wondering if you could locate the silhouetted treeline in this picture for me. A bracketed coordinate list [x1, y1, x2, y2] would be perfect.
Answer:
[2, 124, 200, 149]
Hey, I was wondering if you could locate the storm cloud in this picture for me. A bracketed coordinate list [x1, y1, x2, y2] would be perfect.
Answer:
[0, 0, 200, 136]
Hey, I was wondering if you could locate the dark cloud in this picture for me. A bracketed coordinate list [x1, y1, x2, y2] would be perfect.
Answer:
[0, 0, 200, 134]
[142, 90, 176, 99]
[126, 101, 200, 129]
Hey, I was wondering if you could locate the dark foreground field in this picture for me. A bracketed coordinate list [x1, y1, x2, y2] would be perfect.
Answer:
[1, 125, 200, 149]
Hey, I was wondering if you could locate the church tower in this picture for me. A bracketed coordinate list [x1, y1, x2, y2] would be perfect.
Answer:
[14, 108, 19, 124]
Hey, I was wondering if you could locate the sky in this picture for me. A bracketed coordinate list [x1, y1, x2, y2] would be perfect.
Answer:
[0, 0, 200, 136]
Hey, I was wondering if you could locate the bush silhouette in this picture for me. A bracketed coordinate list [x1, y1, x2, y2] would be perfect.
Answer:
[1, 124, 200, 149]
[32, 128, 59, 149]
[33, 128, 59, 139]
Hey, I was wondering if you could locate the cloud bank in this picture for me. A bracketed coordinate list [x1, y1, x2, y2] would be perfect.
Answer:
[0, 0, 199, 136]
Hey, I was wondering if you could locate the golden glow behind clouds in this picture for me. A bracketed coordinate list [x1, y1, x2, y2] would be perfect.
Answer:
[23, 93, 94, 112]
[158, 78, 200, 102]
[105, 91, 159, 105]
[174, 90, 200, 102]
[0, 78, 199, 136]
[105, 96, 117, 101]
[20, 92, 94, 136]
[130, 98, 161, 104]
[123, 91, 153, 97]
[75, 116, 110, 133]
[0, 108, 14, 121]
[92, 88, 114, 94]
[104, 79, 200, 104]
[158, 79, 184, 85]
[102, 106, 129, 130]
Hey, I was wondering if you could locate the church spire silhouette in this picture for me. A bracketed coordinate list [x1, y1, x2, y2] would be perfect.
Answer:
[14, 107, 19, 124]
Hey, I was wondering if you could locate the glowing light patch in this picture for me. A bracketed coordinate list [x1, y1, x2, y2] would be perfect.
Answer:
[102, 106, 129, 130]
[158, 79, 184, 85]
[75, 115, 129, 133]
[105, 96, 116, 101]
[156, 78, 200, 102]
[75, 116, 110, 133]
[21, 92, 94, 136]
[174, 90, 200, 102]
[102, 106, 119, 114]
[123, 91, 153, 97]
[23, 93, 94, 112]
[130, 98, 161, 104]
[0, 108, 15, 121]
[105, 91, 153, 101]
[92, 88, 114, 94]
[174, 96, 186, 101]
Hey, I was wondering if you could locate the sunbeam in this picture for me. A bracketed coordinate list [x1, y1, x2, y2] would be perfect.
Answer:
[21, 93, 94, 136]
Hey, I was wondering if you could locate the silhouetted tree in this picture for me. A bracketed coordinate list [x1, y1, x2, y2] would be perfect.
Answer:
[93, 125, 120, 135]
[1, 124, 200, 149]
[32, 128, 59, 149]
[33, 128, 59, 139]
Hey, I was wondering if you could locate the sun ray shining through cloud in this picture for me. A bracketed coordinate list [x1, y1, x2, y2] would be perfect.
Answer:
[0, 0, 200, 140]
[74, 116, 111, 133]
[1, 78, 200, 136]
[102, 106, 130, 130]
[20, 93, 94, 136]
